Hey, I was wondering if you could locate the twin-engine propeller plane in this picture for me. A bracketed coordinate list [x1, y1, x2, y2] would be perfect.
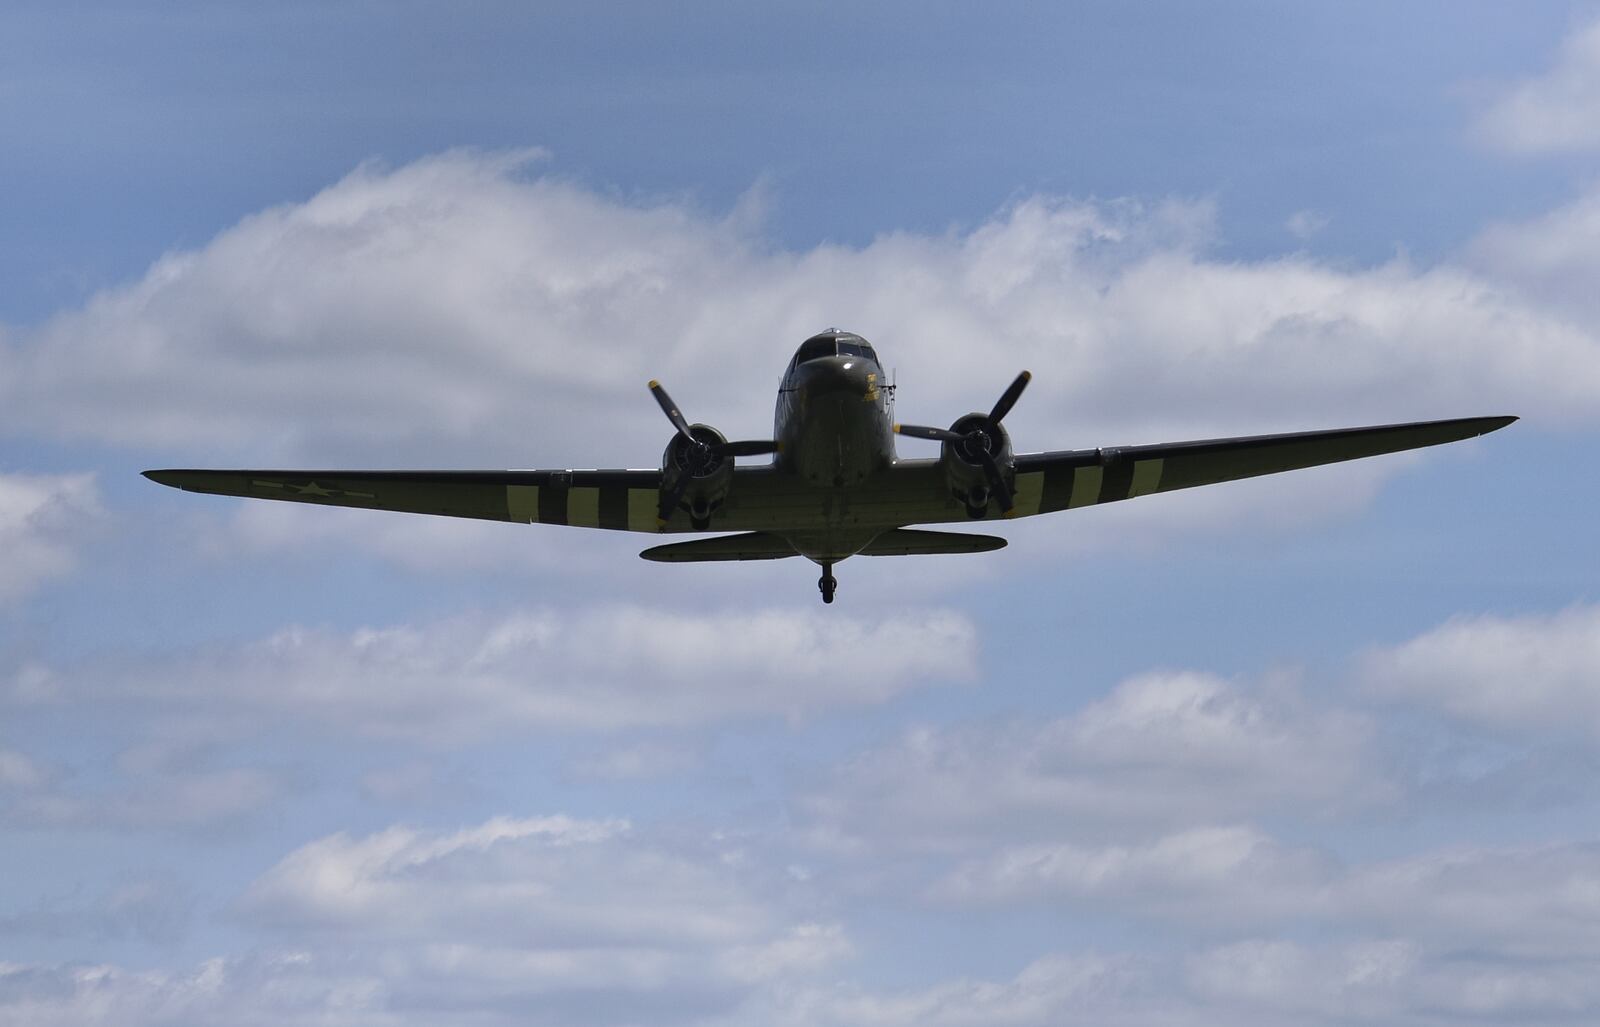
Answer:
[145, 330, 1515, 603]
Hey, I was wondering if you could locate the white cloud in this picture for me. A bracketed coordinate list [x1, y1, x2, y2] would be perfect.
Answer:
[0, 878, 190, 945]
[12, 605, 975, 740]
[228, 813, 848, 1022]
[801, 671, 1389, 852]
[1285, 208, 1329, 240]
[0, 748, 48, 790]
[936, 828, 1600, 960]
[3, 150, 1586, 471]
[568, 740, 704, 781]
[1476, 18, 1600, 154]
[934, 825, 1334, 923]
[0, 472, 100, 602]
[762, 952, 1158, 1027]
[1361, 604, 1600, 738]
[0, 758, 284, 833]
[1186, 937, 1600, 1024]
[0, 152, 1559, 575]
[1466, 186, 1600, 322]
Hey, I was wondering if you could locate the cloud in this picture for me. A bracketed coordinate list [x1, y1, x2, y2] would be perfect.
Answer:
[0, 878, 191, 945]
[0, 748, 48, 790]
[3, 149, 1590, 474]
[1466, 186, 1600, 322]
[0, 742, 285, 833]
[800, 671, 1389, 852]
[1284, 209, 1329, 240]
[229, 813, 848, 1023]
[763, 952, 1158, 1027]
[567, 740, 704, 781]
[0, 151, 1562, 575]
[9, 605, 975, 740]
[0, 472, 100, 602]
[936, 827, 1600, 959]
[933, 825, 1334, 924]
[1475, 18, 1600, 154]
[1185, 936, 1600, 1024]
[1361, 604, 1600, 738]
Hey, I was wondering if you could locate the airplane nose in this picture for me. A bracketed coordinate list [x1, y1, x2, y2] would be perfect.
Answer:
[796, 356, 872, 399]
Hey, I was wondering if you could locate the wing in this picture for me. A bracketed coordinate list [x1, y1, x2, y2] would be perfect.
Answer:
[143, 468, 666, 530]
[1008, 415, 1517, 517]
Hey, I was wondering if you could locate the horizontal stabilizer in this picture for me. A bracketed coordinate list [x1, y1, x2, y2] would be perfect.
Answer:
[858, 528, 1007, 556]
[640, 532, 799, 563]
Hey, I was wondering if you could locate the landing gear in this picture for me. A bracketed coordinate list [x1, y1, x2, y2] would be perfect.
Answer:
[818, 563, 837, 604]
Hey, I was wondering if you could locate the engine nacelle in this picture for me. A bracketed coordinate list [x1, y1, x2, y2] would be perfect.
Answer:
[661, 423, 734, 523]
[940, 413, 1015, 516]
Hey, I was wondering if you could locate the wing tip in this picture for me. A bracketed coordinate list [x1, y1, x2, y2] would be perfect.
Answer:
[142, 469, 183, 488]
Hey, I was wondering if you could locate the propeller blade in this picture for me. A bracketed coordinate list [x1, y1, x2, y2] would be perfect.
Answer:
[648, 380, 696, 442]
[894, 423, 965, 443]
[717, 439, 779, 457]
[979, 450, 1016, 518]
[988, 370, 1032, 424]
[656, 472, 693, 529]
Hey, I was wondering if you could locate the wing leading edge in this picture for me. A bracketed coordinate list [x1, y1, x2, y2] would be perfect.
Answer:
[142, 468, 666, 530]
[1011, 415, 1517, 516]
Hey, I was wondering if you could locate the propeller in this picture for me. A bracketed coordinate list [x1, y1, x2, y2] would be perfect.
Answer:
[649, 379, 777, 527]
[895, 370, 1032, 517]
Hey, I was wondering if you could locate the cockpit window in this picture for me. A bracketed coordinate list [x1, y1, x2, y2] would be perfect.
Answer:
[796, 336, 837, 363]
[795, 333, 880, 369]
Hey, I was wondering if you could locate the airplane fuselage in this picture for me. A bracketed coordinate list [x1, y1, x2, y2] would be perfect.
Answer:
[771, 331, 901, 564]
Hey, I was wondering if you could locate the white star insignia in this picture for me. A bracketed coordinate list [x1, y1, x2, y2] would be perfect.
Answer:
[291, 481, 335, 497]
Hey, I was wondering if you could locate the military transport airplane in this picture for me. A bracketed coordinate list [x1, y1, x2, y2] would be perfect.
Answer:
[145, 329, 1515, 603]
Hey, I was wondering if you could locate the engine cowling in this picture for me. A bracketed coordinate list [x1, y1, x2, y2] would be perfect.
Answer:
[661, 423, 734, 523]
[940, 413, 1015, 516]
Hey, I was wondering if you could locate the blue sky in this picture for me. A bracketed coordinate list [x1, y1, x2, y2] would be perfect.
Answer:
[4, 3, 1600, 1024]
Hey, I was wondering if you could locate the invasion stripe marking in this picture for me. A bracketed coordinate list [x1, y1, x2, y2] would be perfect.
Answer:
[1128, 458, 1165, 498]
[599, 486, 630, 530]
[538, 482, 569, 525]
[1098, 458, 1135, 503]
[567, 486, 600, 527]
[506, 485, 539, 523]
[1068, 466, 1103, 508]
[1012, 471, 1044, 517]
[627, 488, 659, 532]
[1040, 465, 1075, 512]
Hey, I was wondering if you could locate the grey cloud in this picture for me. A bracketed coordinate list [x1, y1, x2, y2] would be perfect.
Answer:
[937, 829, 1600, 960]
[0, 472, 101, 602]
[12, 605, 975, 740]
[800, 671, 1390, 852]
[0, 878, 191, 945]
[225, 813, 849, 1023]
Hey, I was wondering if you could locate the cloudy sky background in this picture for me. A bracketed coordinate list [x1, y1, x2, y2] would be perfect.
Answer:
[4, 3, 1600, 1023]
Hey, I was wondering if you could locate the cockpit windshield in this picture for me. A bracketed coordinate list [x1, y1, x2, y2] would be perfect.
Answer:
[796, 333, 879, 366]
[796, 336, 837, 364]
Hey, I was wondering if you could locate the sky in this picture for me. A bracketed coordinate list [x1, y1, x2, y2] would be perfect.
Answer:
[3, 2, 1600, 1024]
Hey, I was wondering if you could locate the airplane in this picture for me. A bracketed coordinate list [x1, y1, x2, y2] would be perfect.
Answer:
[145, 329, 1516, 603]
